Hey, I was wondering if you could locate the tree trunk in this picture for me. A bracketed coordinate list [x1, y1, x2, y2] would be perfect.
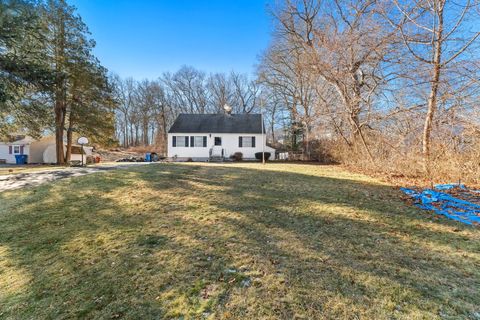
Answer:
[53, 5, 67, 165]
[348, 96, 374, 165]
[290, 99, 298, 151]
[65, 108, 75, 163]
[161, 109, 168, 155]
[55, 106, 65, 165]
[151, 124, 155, 146]
[130, 123, 134, 147]
[54, 88, 67, 165]
[422, 5, 444, 175]
[66, 125, 73, 163]
[422, 72, 441, 174]
[145, 121, 150, 145]
[270, 118, 275, 143]
[124, 114, 129, 147]
[135, 126, 139, 146]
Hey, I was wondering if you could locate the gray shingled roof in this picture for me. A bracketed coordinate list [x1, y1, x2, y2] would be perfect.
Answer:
[168, 114, 264, 134]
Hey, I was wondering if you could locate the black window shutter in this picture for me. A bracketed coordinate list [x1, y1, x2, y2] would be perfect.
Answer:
[252, 136, 256, 147]
[185, 136, 189, 147]
[203, 136, 207, 147]
[190, 136, 194, 147]
[239, 136, 242, 147]
[173, 136, 176, 147]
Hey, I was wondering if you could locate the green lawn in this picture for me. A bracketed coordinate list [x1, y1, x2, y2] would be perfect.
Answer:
[0, 163, 478, 319]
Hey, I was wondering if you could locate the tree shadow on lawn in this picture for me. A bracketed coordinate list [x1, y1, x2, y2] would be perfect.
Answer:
[0, 166, 252, 319]
[138, 163, 480, 318]
[0, 163, 478, 319]
[0, 170, 168, 318]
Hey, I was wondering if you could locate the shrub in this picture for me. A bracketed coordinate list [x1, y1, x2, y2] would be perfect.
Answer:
[255, 152, 271, 161]
[230, 152, 243, 161]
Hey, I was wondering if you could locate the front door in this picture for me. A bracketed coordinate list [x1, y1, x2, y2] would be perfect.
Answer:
[214, 137, 222, 146]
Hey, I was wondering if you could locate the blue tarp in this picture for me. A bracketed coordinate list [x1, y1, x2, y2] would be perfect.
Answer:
[433, 183, 465, 190]
[401, 184, 480, 226]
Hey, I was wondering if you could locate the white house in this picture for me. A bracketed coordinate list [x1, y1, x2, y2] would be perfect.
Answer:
[167, 113, 275, 161]
[0, 135, 93, 164]
[0, 135, 35, 164]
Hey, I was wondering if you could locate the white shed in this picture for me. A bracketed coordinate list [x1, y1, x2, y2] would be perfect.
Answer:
[36, 136, 93, 164]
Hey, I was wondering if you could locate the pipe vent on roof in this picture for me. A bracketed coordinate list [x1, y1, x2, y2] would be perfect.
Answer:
[223, 104, 232, 115]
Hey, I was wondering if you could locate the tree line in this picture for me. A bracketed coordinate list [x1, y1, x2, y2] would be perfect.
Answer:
[0, 0, 115, 164]
[111, 67, 277, 155]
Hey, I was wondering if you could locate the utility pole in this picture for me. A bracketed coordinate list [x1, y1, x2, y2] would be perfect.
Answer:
[261, 99, 265, 165]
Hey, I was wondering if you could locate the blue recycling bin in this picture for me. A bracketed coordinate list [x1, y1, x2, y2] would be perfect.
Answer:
[145, 153, 151, 162]
[15, 154, 28, 164]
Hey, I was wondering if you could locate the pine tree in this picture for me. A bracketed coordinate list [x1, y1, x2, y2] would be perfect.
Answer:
[41, 0, 116, 164]
[0, 0, 53, 137]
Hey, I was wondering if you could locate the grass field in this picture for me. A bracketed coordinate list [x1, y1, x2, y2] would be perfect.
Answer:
[0, 163, 478, 319]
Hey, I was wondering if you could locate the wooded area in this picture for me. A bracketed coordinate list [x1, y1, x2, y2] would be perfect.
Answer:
[257, 0, 480, 182]
[0, 0, 115, 164]
[2, 0, 479, 182]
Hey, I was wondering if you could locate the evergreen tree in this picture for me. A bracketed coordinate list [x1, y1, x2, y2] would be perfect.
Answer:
[41, 0, 116, 163]
[0, 0, 53, 137]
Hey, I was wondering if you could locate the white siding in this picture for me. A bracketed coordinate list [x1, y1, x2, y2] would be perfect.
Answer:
[29, 137, 54, 163]
[0, 144, 31, 164]
[167, 133, 274, 160]
[42, 144, 93, 164]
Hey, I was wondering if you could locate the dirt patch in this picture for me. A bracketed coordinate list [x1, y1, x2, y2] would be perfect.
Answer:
[94, 149, 144, 162]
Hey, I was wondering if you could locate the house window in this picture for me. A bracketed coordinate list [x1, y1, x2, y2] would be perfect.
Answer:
[193, 136, 206, 147]
[239, 136, 255, 148]
[214, 137, 222, 146]
[13, 145, 21, 154]
[173, 136, 189, 147]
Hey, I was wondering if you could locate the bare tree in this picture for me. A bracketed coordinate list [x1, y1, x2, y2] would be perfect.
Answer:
[162, 66, 209, 114]
[386, 0, 480, 172]
[207, 73, 234, 112]
[270, 0, 402, 162]
[231, 71, 260, 113]
[112, 75, 137, 147]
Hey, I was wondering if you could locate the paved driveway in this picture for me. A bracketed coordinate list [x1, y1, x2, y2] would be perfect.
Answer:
[0, 163, 149, 193]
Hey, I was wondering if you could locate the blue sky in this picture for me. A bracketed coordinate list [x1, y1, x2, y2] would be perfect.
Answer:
[69, 0, 273, 79]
